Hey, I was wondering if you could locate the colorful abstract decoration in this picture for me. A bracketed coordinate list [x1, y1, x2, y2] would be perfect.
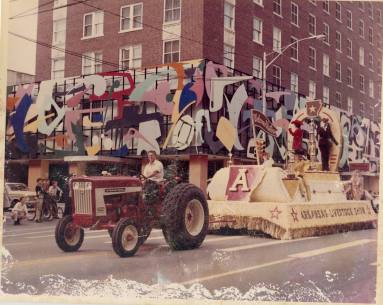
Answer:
[5, 59, 380, 173]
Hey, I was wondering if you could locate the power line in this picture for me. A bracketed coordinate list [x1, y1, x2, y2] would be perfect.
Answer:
[9, 0, 56, 19]
[9, 0, 90, 20]
[9, 31, 121, 69]
[80, 1, 254, 61]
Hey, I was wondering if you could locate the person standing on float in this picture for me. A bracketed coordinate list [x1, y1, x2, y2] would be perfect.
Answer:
[317, 117, 338, 171]
[288, 120, 305, 158]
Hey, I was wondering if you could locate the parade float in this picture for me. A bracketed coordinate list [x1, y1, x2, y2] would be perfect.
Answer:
[207, 101, 378, 239]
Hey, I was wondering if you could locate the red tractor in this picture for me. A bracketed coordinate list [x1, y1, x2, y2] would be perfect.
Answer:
[54, 175, 209, 257]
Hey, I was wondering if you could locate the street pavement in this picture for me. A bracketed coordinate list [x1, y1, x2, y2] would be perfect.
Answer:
[1, 213, 378, 303]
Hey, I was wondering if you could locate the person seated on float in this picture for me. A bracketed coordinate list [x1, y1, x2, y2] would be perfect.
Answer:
[261, 152, 274, 168]
[142, 151, 164, 205]
[288, 120, 305, 158]
[343, 170, 366, 200]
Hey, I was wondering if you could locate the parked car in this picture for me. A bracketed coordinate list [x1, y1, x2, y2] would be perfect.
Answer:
[3, 182, 38, 211]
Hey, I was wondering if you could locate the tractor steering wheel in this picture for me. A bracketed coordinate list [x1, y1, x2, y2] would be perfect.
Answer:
[138, 173, 148, 181]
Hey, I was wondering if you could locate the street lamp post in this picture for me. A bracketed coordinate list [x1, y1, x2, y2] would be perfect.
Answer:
[262, 34, 326, 115]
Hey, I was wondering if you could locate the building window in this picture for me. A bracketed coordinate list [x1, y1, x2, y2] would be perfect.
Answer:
[335, 61, 341, 82]
[51, 58, 64, 79]
[290, 37, 298, 61]
[377, 9, 382, 24]
[119, 45, 142, 70]
[164, 40, 180, 64]
[273, 0, 281, 16]
[377, 34, 381, 49]
[252, 56, 262, 78]
[309, 14, 316, 35]
[273, 27, 281, 52]
[359, 20, 364, 38]
[120, 3, 143, 31]
[323, 0, 329, 13]
[253, 17, 263, 44]
[254, 0, 263, 6]
[223, 44, 234, 69]
[359, 74, 365, 92]
[335, 2, 341, 21]
[290, 72, 298, 93]
[346, 67, 352, 86]
[359, 47, 364, 66]
[291, 2, 299, 26]
[323, 54, 329, 76]
[346, 39, 352, 58]
[335, 92, 341, 108]
[272, 65, 281, 86]
[369, 80, 374, 98]
[368, 27, 373, 44]
[164, 0, 181, 23]
[346, 10, 352, 29]
[224, 2, 235, 30]
[82, 51, 102, 74]
[335, 31, 341, 51]
[53, 19, 66, 45]
[378, 59, 382, 75]
[83, 11, 104, 38]
[323, 86, 329, 104]
[309, 47, 316, 69]
[369, 54, 374, 70]
[309, 80, 316, 99]
[347, 97, 353, 113]
[367, 2, 373, 19]
[323, 23, 330, 44]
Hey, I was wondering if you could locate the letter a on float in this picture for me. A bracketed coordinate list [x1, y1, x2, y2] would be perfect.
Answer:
[229, 169, 250, 192]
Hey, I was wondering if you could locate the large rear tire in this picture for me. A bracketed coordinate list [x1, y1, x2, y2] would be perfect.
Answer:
[161, 183, 209, 250]
[55, 215, 84, 252]
[112, 218, 142, 257]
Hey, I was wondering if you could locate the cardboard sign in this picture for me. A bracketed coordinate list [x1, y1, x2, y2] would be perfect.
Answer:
[225, 165, 265, 201]
[251, 109, 277, 137]
[306, 99, 322, 117]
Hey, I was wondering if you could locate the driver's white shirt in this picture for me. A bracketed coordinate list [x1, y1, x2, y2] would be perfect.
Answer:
[143, 160, 164, 182]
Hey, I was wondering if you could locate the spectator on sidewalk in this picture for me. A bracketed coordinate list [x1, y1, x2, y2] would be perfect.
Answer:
[48, 180, 61, 219]
[35, 178, 44, 223]
[11, 196, 28, 225]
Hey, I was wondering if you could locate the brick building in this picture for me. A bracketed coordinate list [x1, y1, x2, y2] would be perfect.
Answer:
[36, 0, 382, 119]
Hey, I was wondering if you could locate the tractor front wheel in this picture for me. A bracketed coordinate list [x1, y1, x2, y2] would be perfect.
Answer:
[55, 215, 84, 252]
[112, 218, 142, 257]
[162, 183, 209, 250]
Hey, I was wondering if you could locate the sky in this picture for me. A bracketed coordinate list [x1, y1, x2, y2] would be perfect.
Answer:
[7, 0, 38, 75]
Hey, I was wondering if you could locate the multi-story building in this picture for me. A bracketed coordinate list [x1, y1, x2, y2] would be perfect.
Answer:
[5, 0, 382, 191]
[35, 0, 382, 119]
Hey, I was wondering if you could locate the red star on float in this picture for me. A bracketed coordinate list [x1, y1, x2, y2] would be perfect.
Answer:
[270, 206, 282, 220]
[291, 208, 299, 222]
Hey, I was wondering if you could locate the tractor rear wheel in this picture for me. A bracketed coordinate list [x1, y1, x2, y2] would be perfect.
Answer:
[112, 218, 142, 257]
[55, 215, 84, 252]
[161, 183, 208, 250]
